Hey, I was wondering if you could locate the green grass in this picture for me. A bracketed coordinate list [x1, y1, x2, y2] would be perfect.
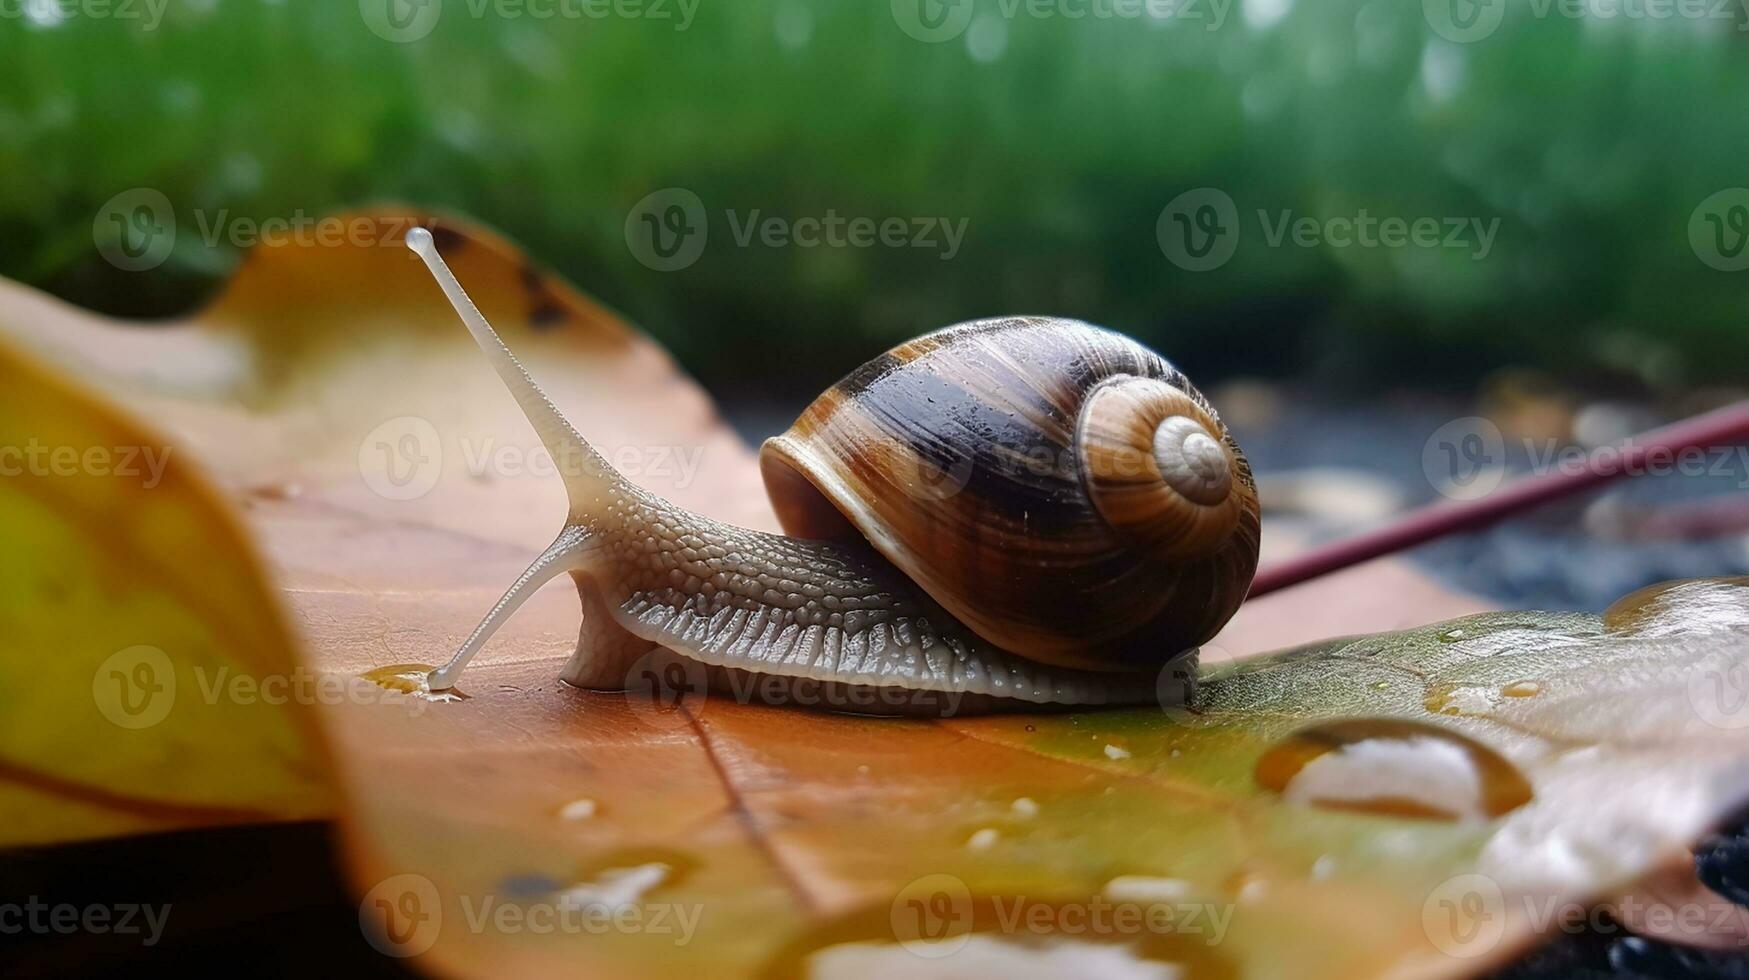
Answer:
[3, 1, 1747, 400]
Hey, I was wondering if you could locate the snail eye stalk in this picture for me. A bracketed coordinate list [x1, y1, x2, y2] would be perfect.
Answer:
[404, 228, 615, 691]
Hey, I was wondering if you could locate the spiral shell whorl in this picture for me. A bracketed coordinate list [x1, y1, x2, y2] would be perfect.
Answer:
[1076, 377, 1247, 562]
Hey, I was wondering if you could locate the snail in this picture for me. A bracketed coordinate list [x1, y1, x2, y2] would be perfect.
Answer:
[403, 227, 1260, 714]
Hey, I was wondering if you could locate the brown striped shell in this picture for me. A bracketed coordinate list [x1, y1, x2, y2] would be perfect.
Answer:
[758, 316, 1261, 673]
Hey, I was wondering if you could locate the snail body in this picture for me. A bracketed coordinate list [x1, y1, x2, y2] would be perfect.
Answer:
[404, 228, 1259, 714]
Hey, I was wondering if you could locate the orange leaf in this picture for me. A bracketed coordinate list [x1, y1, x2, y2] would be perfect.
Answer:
[5, 211, 1746, 979]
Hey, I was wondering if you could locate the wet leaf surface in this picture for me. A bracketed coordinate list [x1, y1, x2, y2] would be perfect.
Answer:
[3, 213, 1747, 978]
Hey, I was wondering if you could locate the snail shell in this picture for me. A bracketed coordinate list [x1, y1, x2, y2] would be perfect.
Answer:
[761, 317, 1260, 672]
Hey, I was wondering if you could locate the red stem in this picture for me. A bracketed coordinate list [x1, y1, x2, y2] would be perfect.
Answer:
[1246, 401, 1749, 599]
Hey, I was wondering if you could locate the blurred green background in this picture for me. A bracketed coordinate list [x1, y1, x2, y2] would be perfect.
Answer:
[2, 0, 1747, 406]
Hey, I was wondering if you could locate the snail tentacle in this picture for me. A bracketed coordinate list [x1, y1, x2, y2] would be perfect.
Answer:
[428, 525, 593, 691]
[406, 227, 624, 514]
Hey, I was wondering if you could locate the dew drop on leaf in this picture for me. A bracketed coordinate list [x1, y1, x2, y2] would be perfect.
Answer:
[1254, 718, 1533, 821]
[361, 663, 469, 703]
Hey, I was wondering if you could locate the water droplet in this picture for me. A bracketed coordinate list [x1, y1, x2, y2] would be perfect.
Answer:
[558, 798, 597, 821]
[965, 15, 1009, 64]
[967, 828, 1000, 850]
[1500, 680, 1542, 699]
[246, 482, 302, 501]
[1369, 680, 1390, 691]
[1104, 744, 1132, 760]
[1311, 856, 1337, 880]
[1603, 578, 1749, 636]
[1010, 797, 1039, 818]
[1227, 870, 1268, 904]
[764, 896, 1236, 978]
[773, 0, 812, 49]
[1424, 682, 1495, 717]
[556, 862, 670, 910]
[1254, 718, 1533, 821]
[362, 663, 468, 703]
[1438, 627, 1469, 643]
[1103, 875, 1192, 902]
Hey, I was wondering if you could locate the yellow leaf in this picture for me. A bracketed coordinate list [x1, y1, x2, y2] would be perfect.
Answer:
[0, 339, 332, 846]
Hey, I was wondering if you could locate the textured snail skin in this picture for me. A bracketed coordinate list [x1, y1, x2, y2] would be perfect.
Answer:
[760, 317, 1261, 673]
[556, 478, 1189, 710]
[405, 230, 1234, 712]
